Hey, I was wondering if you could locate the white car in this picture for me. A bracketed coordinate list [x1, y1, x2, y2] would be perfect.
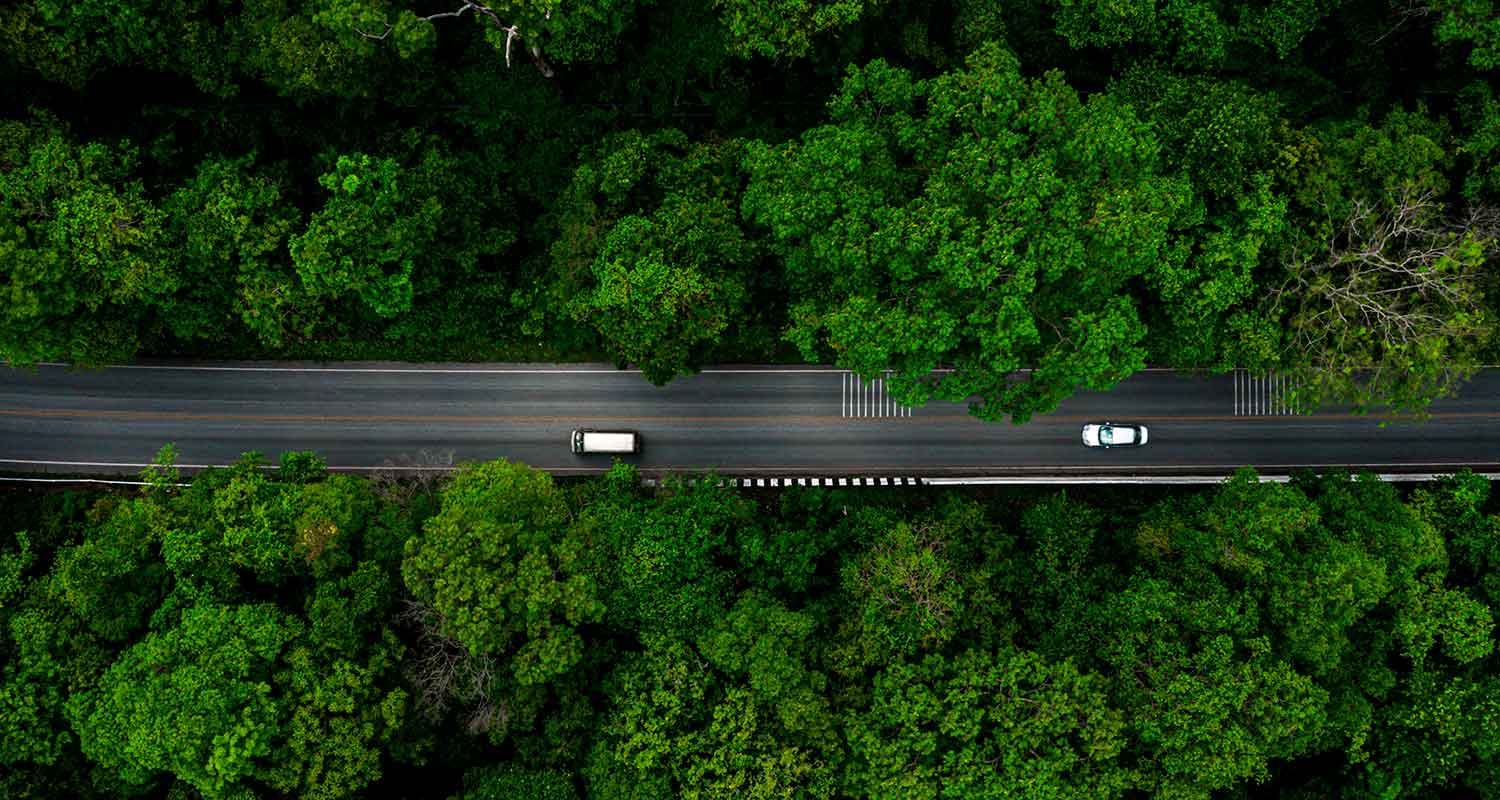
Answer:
[1081, 422, 1148, 448]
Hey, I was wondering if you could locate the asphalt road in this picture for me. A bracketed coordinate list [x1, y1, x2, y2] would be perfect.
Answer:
[2, 362, 1497, 478]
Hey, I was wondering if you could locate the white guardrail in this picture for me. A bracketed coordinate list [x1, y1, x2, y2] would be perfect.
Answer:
[4, 472, 1496, 491]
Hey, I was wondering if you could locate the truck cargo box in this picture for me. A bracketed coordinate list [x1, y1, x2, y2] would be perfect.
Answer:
[571, 429, 640, 454]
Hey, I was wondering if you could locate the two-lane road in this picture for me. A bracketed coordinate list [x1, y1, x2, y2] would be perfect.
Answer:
[2, 363, 1497, 477]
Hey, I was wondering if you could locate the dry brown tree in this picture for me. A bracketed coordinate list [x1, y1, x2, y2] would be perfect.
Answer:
[1270, 186, 1499, 413]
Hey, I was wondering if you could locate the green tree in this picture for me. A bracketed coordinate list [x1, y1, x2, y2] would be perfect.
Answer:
[695, 591, 833, 742]
[232, 0, 421, 99]
[1008, 492, 1108, 661]
[743, 46, 1194, 421]
[291, 152, 436, 320]
[149, 453, 304, 594]
[552, 130, 755, 383]
[1134, 635, 1328, 798]
[830, 499, 1005, 673]
[455, 763, 580, 800]
[1109, 67, 1291, 366]
[0, 0, 237, 94]
[1046, 0, 1348, 68]
[49, 498, 165, 642]
[1431, 0, 1500, 70]
[291, 141, 515, 324]
[844, 648, 1130, 800]
[162, 154, 306, 347]
[1413, 470, 1500, 606]
[0, 113, 176, 364]
[68, 602, 303, 798]
[585, 475, 751, 641]
[586, 637, 836, 800]
[402, 460, 602, 693]
[713, 0, 881, 58]
[264, 562, 409, 800]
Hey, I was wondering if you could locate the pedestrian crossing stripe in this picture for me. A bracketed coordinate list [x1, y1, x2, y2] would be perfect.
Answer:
[1233, 369, 1304, 416]
[843, 371, 914, 418]
[642, 476, 925, 488]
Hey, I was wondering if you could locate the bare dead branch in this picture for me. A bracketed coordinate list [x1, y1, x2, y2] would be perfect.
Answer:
[396, 598, 502, 729]
[355, 1, 555, 76]
[1269, 187, 1498, 409]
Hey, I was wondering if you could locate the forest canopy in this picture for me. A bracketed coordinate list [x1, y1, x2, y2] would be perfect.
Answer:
[4, 0, 1500, 416]
[2, 456, 1499, 798]
[7, 7, 1500, 797]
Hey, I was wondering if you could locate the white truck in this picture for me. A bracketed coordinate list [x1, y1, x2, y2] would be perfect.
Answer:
[571, 429, 641, 454]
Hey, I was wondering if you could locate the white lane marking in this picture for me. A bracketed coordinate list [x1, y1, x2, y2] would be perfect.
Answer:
[925, 473, 1500, 484]
[6, 468, 1493, 488]
[21, 362, 1221, 374]
[0, 476, 191, 486]
[1, 458, 226, 469]
[26, 363, 892, 375]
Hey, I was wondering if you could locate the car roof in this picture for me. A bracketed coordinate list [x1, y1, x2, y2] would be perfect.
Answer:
[1104, 424, 1137, 443]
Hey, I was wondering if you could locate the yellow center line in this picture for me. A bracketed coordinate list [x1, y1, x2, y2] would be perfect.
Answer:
[2, 408, 1498, 424]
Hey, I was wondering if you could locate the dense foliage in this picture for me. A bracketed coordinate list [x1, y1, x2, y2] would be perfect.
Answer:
[5, 0, 1500, 413]
[2, 454, 1500, 798]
